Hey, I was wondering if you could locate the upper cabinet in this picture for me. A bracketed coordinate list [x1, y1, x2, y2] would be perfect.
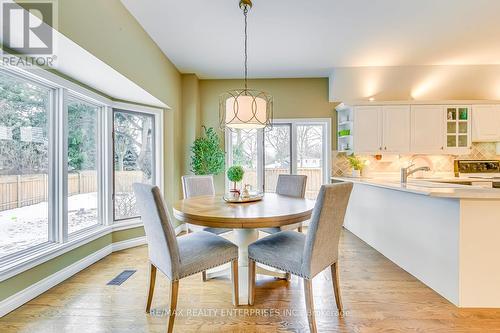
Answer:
[472, 105, 500, 142]
[444, 106, 471, 154]
[382, 105, 410, 153]
[352, 105, 410, 154]
[410, 105, 445, 154]
[342, 103, 491, 156]
[353, 106, 382, 153]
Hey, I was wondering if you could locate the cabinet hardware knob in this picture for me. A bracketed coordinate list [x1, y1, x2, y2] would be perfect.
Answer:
[441, 146, 444, 150]
[384, 146, 387, 150]
[379, 147, 382, 150]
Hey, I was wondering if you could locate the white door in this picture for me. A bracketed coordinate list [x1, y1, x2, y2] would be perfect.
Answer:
[354, 106, 382, 153]
[472, 105, 500, 142]
[382, 105, 410, 153]
[411, 105, 444, 153]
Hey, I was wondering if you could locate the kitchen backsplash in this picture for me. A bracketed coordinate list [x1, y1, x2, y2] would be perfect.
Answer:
[332, 142, 499, 177]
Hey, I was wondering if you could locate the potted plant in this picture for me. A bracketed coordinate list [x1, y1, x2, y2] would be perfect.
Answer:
[227, 165, 244, 198]
[190, 126, 225, 175]
[347, 154, 365, 177]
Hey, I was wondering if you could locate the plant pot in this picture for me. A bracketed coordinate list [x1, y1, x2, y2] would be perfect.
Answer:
[352, 169, 361, 178]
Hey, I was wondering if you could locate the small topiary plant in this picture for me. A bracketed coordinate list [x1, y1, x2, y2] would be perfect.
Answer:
[227, 165, 244, 193]
[190, 126, 225, 175]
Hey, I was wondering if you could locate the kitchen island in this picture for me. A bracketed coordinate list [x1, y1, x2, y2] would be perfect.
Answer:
[332, 177, 500, 308]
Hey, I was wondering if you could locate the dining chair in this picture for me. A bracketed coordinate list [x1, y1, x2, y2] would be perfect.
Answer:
[248, 182, 353, 333]
[182, 175, 232, 281]
[260, 174, 307, 234]
[181, 175, 232, 235]
[133, 183, 239, 333]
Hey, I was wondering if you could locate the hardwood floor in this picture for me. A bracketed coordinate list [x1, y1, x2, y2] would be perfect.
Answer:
[2, 229, 500, 332]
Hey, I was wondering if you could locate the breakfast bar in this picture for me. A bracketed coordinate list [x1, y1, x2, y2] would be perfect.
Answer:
[333, 177, 500, 308]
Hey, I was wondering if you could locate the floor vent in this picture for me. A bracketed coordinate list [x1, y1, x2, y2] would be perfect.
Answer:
[107, 270, 136, 286]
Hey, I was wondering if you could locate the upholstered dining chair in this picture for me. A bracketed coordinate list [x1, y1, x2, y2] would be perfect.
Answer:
[182, 175, 232, 281]
[181, 175, 232, 235]
[133, 183, 239, 333]
[260, 174, 307, 235]
[248, 182, 353, 333]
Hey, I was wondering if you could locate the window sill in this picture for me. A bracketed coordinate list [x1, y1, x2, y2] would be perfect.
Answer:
[0, 221, 144, 283]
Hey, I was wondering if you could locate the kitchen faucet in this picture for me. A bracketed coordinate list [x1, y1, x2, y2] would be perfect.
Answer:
[401, 163, 431, 184]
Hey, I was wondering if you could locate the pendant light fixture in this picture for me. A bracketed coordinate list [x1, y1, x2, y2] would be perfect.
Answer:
[219, 0, 273, 130]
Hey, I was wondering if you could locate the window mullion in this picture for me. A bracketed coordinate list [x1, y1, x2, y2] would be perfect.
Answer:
[291, 123, 298, 175]
[59, 88, 69, 242]
[257, 129, 264, 192]
[103, 106, 113, 226]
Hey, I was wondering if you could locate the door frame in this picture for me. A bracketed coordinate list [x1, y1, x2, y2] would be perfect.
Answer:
[225, 118, 331, 192]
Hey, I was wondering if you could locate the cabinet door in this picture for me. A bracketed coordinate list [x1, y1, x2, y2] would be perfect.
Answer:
[382, 105, 410, 153]
[410, 105, 444, 153]
[353, 106, 382, 153]
[444, 106, 471, 154]
[472, 105, 500, 142]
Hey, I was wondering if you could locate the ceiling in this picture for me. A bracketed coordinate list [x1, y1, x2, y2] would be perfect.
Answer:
[122, 0, 500, 79]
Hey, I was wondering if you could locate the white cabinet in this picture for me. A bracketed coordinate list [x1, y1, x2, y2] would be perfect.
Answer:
[353, 105, 410, 154]
[444, 106, 471, 154]
[410, 105, 445, 153]
[472, 105, 500, 142]
[382, 105, 410, 153]
[353, 106, 382, 153]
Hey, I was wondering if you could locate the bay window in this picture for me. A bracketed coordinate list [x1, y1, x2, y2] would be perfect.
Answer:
[66, 96, 101, 234]
[113, 109, 155, 221]
[0, 65, 163, 273]
[0, 70, 52, 259]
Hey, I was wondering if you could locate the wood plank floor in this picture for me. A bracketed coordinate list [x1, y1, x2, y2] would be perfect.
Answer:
[2, 229, 500, 332]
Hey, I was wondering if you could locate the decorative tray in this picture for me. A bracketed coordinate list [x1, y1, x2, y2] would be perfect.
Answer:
[223, 192, 264, 203]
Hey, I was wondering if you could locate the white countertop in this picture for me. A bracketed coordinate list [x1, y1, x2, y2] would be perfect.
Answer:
[332, 176, 500, 199]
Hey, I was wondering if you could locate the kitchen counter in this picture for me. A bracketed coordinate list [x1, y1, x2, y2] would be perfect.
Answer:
[332, 175, 500, 308]
[331, 176, 500, 199]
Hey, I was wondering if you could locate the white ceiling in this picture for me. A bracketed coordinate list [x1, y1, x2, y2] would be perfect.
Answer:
[122, 0, 500, 79]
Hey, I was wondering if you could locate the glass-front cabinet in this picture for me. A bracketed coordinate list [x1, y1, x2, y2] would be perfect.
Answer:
[445, 105, 471, 153]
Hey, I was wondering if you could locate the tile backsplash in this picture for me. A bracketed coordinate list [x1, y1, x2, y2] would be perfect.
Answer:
[332, 143, 499, 177]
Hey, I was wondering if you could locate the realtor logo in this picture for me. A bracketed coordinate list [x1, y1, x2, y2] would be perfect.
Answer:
[2, 1, 53, 54]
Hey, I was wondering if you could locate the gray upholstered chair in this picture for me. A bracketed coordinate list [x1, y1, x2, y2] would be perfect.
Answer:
[133, 183, 239, 333]
[248, 182, 353, 333]
[182, 175, 232, 281]
[181, 175, 231, 236]
[260, 174, 307, 234]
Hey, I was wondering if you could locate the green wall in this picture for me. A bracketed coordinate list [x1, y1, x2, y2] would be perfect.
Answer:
[198, 78, 335, 191]
[1, 0, 181, 304]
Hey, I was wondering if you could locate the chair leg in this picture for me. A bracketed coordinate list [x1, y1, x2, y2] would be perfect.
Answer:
[248, 259, 256, 305]
[167, 280, 179, 333]
[202, 270, 207, 282]
[298, 224, 303, 233]
[146, 263, 157, 314]
[303, 279, 317, 333]
[330, 262, 343, 313]
[231, 259, 239, 306]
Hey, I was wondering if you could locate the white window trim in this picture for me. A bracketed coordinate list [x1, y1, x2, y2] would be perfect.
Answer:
[0, 65, 166, 281]
[225, 118, 332, 191]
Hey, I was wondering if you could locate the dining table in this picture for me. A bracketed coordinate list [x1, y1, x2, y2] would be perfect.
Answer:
[172, 193, 315, 305]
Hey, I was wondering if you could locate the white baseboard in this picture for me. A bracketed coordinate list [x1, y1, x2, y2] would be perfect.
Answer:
[0, 236, 147, 318]
[111, 236, 147, 252]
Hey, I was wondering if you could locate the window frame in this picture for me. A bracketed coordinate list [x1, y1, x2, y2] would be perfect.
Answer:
[112, 108, 158, 222]
[0, 65, 165, 281]
[225, 118, 331, 192]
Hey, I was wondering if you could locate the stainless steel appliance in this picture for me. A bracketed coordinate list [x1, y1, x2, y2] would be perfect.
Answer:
[454, 160, 500, 188]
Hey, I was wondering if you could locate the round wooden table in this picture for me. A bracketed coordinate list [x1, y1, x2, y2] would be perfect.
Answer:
[173, 193, 315, 305]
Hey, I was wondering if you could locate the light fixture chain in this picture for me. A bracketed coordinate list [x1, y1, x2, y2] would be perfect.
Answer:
[243, 5, 248, 90]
